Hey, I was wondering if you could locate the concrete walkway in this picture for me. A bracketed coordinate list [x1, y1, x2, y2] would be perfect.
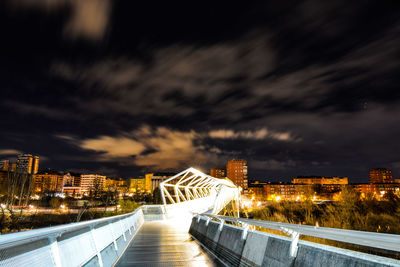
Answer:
[115, 219, 219, 267]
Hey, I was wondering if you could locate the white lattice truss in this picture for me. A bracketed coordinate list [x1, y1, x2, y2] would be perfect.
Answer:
[160, 167, 241, 215]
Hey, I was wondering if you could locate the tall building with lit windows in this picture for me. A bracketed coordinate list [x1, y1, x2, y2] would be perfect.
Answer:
[369, 168, 393, 184]
[226, 160, 248, 191]
[16, 154, 39, 174]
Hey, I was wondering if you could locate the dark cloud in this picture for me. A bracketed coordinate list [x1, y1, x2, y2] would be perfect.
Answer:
[1, 1, 400, 181]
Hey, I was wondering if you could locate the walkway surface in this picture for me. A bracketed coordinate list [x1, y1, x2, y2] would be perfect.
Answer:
[115, 218, 219, 267]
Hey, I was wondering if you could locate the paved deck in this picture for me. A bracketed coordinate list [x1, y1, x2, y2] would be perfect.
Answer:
[115, 219, 219, 267]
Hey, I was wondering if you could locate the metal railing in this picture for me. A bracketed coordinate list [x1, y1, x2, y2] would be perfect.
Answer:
[0, 208, 144, 267]
[197, 213, 400, 253]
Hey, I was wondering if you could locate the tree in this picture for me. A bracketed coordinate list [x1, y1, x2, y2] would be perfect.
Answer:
[119, 199, 139, 212]
[49, 197, 61, 209]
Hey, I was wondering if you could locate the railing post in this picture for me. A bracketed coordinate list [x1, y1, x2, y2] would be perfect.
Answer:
[290, 231, 300, 258]
[118, 220, 127, 241]
[242, 223, 249, 240]
[48, 236, 62, 267]
[218, 219, 225, 231]
[90, 226, 104, 267]
[127, 216, 132, 235]
[280, 227, 300, 258]
[108, 221, 119, 251]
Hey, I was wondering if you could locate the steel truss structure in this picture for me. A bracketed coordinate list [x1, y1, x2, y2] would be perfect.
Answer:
[159, 167, 241, 215]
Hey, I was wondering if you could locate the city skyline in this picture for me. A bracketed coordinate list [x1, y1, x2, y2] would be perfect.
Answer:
[1, 1, 400, 182]
[1, 153, 397, 184]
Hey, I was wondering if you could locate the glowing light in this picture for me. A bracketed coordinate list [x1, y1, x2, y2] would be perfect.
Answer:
[296, 196, 300, 202]
[60, 205, 66, 209]
[275, 196, 281, 202]
[0, 204, 6, 209]
[28, 204, 35, 209]
[312, 196, 317, 201]
[256, 201, 261, 207]
[31, 194, 40, 200]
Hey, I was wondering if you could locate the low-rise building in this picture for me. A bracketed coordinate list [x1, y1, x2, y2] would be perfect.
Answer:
[105, 178, 128, 193]
[0, 160, 10, 171]
[34, 169, 64, 193]
[210, 168, 225, 178]
[292, 176, 348, 185]
[248, 181, 268, 200]
[129, 178, 146, 193]
[80, 174, 106, 194]
[354, 183, 400, 199]
[148, 172, 175, 192]
[369, 168, 393, 184]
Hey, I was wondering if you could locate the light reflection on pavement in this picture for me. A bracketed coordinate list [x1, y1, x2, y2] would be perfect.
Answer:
[115, 217, 220, 267]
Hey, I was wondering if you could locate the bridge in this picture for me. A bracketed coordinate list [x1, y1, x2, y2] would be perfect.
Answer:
[0, 168, 399, 266]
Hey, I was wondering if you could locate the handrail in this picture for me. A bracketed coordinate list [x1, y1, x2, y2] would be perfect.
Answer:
[0, 208, 141, 249]
[197, 213, 400, 253]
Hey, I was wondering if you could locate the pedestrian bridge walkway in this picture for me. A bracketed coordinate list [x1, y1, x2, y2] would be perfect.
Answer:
[115, 219, 217, 266]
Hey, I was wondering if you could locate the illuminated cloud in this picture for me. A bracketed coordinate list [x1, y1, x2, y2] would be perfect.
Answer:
[57, 125, 299, 170]
[133, 127, 211, 169]
[74, 127, 218, 170]
[209, 128, 294, 141]
[0, 149, 22, 156]
[7, 0, 111, 40]
[81, 136, 146, 158]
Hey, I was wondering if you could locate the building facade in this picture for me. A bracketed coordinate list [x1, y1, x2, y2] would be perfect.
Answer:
[80, 174, 106, 194]
[148, 172, 175, 192]
[61, 172, 82, 195]
[226, 160, 248, 191]
[34, 170, 64, 193]
[210, 168, 225, 178]
[369, 168, 393, 184]
[292, 176, 348, 185]
[129, 178, 146, 193]
[0, 160, 10, 171]
[354, 183, 400, 199]
[16, 154, 39, 174]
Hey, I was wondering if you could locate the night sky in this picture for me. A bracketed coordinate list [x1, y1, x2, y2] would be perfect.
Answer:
[1, 1, 400, 182]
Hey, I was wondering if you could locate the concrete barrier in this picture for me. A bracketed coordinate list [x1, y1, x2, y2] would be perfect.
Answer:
[215, 225, 246, 266]
[240, 231, 269, 267]
[261, 235, 294, 267]
[189, 218, 400, 267]
[193, 217, 208, 243]
[295, 240, 400, 267]
[204, 220, 222, 253]
[188, 216, 199, 237]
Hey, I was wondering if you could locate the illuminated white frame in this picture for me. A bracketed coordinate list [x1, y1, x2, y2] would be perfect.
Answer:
[159, 167, 241, 214]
